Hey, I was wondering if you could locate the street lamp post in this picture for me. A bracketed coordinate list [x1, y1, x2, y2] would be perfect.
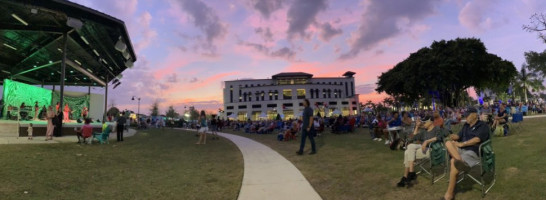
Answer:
[132, 96, 141, 122]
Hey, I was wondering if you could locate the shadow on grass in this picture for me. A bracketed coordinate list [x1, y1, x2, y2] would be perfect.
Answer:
[0, 128, 243, 200]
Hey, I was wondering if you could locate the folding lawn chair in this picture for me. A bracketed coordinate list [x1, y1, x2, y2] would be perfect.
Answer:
[415, 140, 448, 184]
[93, 126, 111, 144]
[456, 139, 496, 198]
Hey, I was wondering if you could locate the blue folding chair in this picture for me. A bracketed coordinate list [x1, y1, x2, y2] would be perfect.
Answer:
[510, 112, 523, 134]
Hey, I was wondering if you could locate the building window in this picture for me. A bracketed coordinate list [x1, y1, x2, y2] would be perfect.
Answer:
[239, 96, 242, 102]
[283, 89, 292, 100]
[255, 92, 260, 101]
[351, 81, 354, 96]
[329, 101, 338, 105]
[275, 90, 279, 100]
[327, 89, 331, 98]
[342, 101, 349, 105]
[339, 90, 343, 98]
[243, 93, 247, 102]
[345, 82, 349, 97]
[267, 104, 276, 108]
[269, 91, 273, 100]
[261, 91, 265, 101]
[323, 89, 326, 98]
[230, 86, 233, 103]
[297, 89, 306, 99]
[226, 106, 234, 110]
[310, 89, 314, 99]
[252, 104, 261, 109]
[238, 105, 247, 109]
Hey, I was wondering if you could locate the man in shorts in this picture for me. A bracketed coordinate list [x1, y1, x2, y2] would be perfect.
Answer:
[442, 107, 490, 200]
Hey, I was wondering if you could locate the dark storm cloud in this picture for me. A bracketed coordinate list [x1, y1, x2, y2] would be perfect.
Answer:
[249, 0, 284, 19]
[319, 22, 342, 42]
[339, 0, 436, 59]
[178, 0, 227, 55]
[286, 0, 327, 40]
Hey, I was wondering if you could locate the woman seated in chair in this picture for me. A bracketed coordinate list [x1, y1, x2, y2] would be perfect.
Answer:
[492, 104, 508, 132]
[284, 121, 299, 141]
[75, 118, 93, 144]
[396, 116, 445, 187]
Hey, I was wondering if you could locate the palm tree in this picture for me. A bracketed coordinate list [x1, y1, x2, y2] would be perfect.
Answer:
[514, 65, 545, 102]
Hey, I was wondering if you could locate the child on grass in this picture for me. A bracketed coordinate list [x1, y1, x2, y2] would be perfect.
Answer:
[27, 123, 33, 140]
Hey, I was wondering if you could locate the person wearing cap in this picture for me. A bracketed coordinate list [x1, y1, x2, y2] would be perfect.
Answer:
[442, 107, 490, 200]
[396, 116, 445, 187]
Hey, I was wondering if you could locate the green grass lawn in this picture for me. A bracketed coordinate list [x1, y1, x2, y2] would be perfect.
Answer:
[0, 129, 243, 200]
[225, 117, 546, 200]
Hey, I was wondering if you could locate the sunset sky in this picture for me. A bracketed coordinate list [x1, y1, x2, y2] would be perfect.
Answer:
[58, 0, 546, 114]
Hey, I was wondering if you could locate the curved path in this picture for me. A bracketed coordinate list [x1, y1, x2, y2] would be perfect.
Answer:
[216, 132, 322, 200]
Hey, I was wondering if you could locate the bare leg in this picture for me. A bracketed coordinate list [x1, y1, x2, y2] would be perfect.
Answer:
[203, 132, 207, 144]
[196, 133, 202, 144]
[408, 161, 415, 172]
[404, 167, 409, 177]
[445, 141, 462, 160]
[444, 158, 458, 200]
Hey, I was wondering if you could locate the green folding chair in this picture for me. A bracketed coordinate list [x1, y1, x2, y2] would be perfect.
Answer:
[92, 126, 111, 144]
[457, 140, 496, 197]
[416, 140, 448, 184]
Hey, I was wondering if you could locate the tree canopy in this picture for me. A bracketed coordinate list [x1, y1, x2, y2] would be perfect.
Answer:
[376, 38, 517, 107]
[150, 101, 159, 117]
[165, 105, 179, 119]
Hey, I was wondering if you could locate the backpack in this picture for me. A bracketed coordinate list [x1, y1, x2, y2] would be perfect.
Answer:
[390, 138, 401, 150]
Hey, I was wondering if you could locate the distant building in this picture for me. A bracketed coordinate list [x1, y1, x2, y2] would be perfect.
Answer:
[222, 71, 359, 120]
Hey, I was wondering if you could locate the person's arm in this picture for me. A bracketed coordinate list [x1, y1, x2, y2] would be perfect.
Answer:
[454, 137, 480, 148]
[307, 116, 314, 131]
[411, 121, 421, 136]
[421, 137, 438, 152]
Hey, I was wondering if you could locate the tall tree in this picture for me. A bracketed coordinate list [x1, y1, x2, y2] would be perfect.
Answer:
[523, 13, 546, 43]
[165, 105, 179, 119]
[150, 101, 159, 117]
[188, 106, 199, 121]
[376, 38, 517, 107]
[513, 65, 545, 102]
[523, 13, 546, 78]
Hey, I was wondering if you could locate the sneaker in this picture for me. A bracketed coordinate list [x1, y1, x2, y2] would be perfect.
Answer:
[296, 151, 303, 155]
[377, 138, 383, 142]
[396, 177, 407, 187]
[373, 138, 378, 141]
[408, 172, 417, 181]
[454, 159, 471, 173]
[385, 140, 390, 145]
[309, 151, 316, 155]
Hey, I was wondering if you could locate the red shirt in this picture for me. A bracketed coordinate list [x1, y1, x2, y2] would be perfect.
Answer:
[81, 124, 93, 138]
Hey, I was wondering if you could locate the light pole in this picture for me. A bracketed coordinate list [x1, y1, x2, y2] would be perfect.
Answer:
[132, 96, 141, 122]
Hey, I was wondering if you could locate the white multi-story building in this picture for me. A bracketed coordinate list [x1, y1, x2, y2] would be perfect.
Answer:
[223, 72, 360, 120]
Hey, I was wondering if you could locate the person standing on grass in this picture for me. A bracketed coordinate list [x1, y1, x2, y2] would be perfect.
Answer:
[116, 112, 127, 142]
[210, 116, 219, 140]
[45, 106, 55, 141]
[297, 99, 316, 155]
[196, 111, 208, 144]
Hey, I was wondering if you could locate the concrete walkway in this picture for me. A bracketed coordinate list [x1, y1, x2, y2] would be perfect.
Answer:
[0, 129, 137, 144]
[216, 132, 322, 200]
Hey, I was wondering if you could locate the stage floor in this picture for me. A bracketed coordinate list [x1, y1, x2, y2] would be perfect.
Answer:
[0, 120, 114, 137]
[1, 119, 110, 128]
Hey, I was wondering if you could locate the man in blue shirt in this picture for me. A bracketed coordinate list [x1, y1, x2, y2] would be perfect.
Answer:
[442, 107, 490, 200]
[388, 112, 402, 127]
[297, 99, 316, 155]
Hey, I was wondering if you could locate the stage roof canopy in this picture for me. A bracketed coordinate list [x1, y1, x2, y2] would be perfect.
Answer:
[0, 0, 137, 87]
